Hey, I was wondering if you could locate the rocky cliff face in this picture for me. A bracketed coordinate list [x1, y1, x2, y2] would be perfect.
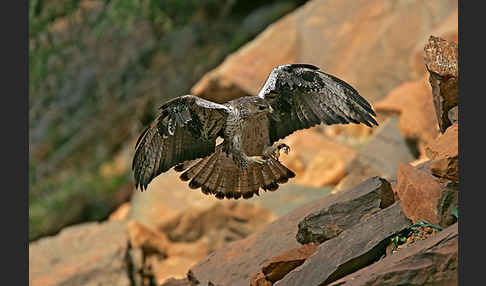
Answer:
[29, 0, 459, 285]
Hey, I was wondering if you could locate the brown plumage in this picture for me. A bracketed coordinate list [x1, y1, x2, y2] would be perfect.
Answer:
[132, 64, 378, 199]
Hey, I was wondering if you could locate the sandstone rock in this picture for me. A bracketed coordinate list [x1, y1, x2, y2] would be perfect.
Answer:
[261, 243, 318, 282]
[188, 177, 401, 286]
[426, 123, 459, 182]
[396, 163, 458, 227]
[323, 123, 373, 140]
[160, 278, 192, 286]
[127, 220, 170, 256]
[166, 240, 209, 260]
[297, 177, 394, 244]
[374, 75, 439, 152]
[329, 223, 458, 286]
[410, 8, 458, 78]
[29, 221, 131, 286]
[333, 117, 416, 193]
[109, 201, 131, 221]
[128, 202, 274, 284]
[153, 256, 200, 285]
[192, 0, 457, 105]
[280, 129, 356, 187]
[128, 169, 220, 233]
[250, 273, 272, 286]
[164, 202, 274, 252]
[275, 202, 412, 285]
[425, 36, 459, 133]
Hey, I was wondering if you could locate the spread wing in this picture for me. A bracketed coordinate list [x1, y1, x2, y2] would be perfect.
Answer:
[258, 64, 378, 143]
[132, 95, 230, 190]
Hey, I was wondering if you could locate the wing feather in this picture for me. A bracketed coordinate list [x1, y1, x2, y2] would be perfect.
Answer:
[260, 64, 378, 143]
[132, 95, 230, 190]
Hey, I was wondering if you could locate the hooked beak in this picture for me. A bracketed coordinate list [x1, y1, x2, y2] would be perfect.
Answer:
[268, 105, 274, 113]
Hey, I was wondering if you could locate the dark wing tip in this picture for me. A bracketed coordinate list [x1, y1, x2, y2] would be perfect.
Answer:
[283, 63, 320, 71]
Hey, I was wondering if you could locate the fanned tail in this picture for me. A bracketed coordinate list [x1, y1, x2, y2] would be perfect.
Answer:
[175, 146, 295, 199]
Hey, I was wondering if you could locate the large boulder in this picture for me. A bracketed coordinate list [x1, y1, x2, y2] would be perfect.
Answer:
[29, 221, 131, 286]
[296, 178, 394, 244]
[192, 0, 458, 105]
[396, 162, 458, 227]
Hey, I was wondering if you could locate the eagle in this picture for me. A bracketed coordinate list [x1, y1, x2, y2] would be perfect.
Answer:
[132, 64, 378, 199]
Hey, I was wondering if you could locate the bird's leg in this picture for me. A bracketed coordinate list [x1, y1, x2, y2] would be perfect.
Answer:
[263, 142, 290, 160]
[232, 150, 266, 167]
[248, 155, 266, 164]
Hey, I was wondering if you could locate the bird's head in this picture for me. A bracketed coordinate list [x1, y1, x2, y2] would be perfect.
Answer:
[245, 97, 273, 116]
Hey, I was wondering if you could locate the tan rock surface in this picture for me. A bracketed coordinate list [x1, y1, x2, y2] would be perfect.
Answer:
[426, 123, 459, 182]
[374, 75, 439, 153]
[192, 0, 457, 105]
[280, 129, 356, 187]
[108, 201, 131, 221]
[29, 221, 131, 286]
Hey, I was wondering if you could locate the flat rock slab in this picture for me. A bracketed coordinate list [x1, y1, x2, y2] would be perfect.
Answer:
[329, 223, 458, 286]
[188, 177, 398, 286]
[275, 202, 412, 286]
[297, 177, 394, 244]
[29, 221, 131, 286]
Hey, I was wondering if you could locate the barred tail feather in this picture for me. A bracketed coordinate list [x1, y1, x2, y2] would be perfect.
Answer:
[179, 147, 295, 199]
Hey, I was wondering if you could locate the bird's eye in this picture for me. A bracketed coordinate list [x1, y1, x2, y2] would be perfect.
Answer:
[258, 105, 267, 111]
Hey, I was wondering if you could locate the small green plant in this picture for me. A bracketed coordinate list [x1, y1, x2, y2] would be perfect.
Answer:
[410, 219, 443, 231]
[450, 204, 458, 220]
[390, 219, 443, 252]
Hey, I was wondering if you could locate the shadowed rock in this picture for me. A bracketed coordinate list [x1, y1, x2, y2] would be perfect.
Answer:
[275, 202, 412, 286]
[261, 243, 318, 282]
[296, 177, 395, 244]
[329, 223, 458, 286]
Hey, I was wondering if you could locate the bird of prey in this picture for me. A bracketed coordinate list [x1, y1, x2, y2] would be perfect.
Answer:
[132, 64, 378, 199]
